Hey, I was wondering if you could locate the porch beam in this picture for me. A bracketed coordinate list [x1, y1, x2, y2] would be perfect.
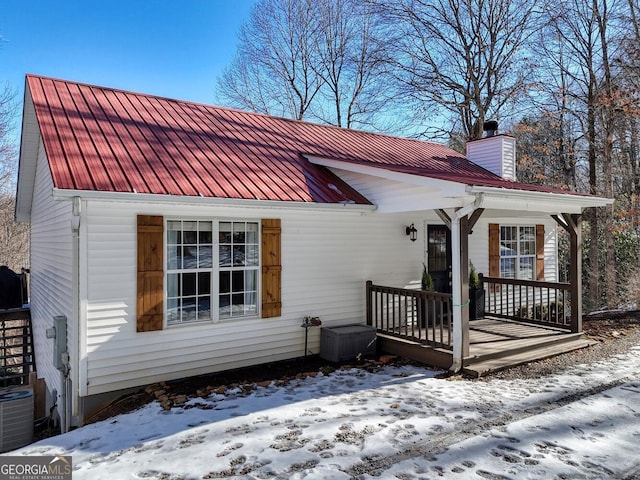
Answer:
[553, 213, 583, 333]
[551, 214, 567, 231]
[467, 208, 485, 234]
[436, 209, 451, 229]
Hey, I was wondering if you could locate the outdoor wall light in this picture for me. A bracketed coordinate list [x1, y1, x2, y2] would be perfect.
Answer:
[405, 223, 418, 242]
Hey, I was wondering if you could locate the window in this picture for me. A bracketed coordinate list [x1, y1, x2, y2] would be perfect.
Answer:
[166, 219, 259, 326]
[218, 221, 259, 319]
[500, 226, 535, 280]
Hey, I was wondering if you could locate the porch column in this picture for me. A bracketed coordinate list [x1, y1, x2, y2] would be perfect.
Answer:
[460, 215, 470, 356]
[566, 213, 583, 333]
[553, 213, 583, 333]
[451, 214, 471, 371]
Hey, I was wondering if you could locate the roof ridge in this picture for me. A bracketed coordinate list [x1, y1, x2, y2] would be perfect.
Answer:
[25, 73, 448, 149]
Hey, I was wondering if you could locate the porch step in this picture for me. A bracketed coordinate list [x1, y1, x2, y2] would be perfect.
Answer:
[462, 336, 596, 377]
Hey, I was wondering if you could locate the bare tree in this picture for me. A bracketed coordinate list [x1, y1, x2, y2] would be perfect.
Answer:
[217, 0, 398, 132]
[0, 83, 17, 194]
[312, 0, 391, 129]
[376, 0, 538, 140]
[0, 83, 28, 270]
[217, 0, 323, 120]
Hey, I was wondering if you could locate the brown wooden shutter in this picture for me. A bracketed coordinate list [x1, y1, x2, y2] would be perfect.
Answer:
[137, 215, 164, 332]
[488, 223, 500, 292]
[489, 223, 500, 278]
[536, 224, 545, 281]
[261, 218, 282, 318]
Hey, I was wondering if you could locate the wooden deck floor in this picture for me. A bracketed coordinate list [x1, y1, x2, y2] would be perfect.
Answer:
[378, 317, 594, 376]
[469, 318, 574, 357]
[464, 318, 594, 376]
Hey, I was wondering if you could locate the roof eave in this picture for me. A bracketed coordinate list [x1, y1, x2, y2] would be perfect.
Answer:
[15, 81, 39, 222]
[466, 185, 613, 212]
[51, 188, 378, 212]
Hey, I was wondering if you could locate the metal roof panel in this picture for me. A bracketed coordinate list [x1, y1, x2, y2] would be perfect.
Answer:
[25, 74, 573, 205]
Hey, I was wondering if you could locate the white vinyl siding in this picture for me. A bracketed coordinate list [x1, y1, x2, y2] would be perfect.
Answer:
[466, 135, 516, 180]
[83, 200, 424, 394]
[29, 140, 73, 413]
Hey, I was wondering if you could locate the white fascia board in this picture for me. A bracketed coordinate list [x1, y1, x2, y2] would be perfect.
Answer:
[51, 188, 378, 213]
[306, 155, 468, 197]
[15, 86, 39, 223]
[467, 185, 613, 213]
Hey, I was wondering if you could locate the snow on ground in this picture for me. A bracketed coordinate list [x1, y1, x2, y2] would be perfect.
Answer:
[12, 345, 640, 479]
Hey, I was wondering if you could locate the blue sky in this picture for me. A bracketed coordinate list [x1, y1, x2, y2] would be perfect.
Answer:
[0, 1, 256, 106]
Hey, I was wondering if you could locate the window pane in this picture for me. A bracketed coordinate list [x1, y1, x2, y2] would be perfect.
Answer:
[245, 292, 257, 315]
[246, 245, 259, 266]
[519, 257, 534, 280]
[199, 221, 212, 244]
[232, 270, 244, 292]
[219, 245, 231, 267]
[246, 222, 259, 244]
[199, 245, 212, 268]
[182, 297, 197, 322]
[500, 258, 515, 279]
[198, 296, 211, 320]
[219, 271, 230, 293]
[167, 273, 180, 298]
[167, 222, 181, 244]
[501, 226, 517, 257]
[167, 298, 179, 324]
[183, 222, 197, 244]
[233, 245, 245, 266]
[219, 222, 232, 244]
[232, 293, 244, 315]
[233, 222, 246, 243]
[219, 295, 230, 318]
[245, 270, 257, 291]
[167, 246, 181, 270]
[182, 273, 196, 296]
[183, 246, 197, 269]
[198, 272, 211, 295]
[520, 227, 536, 255]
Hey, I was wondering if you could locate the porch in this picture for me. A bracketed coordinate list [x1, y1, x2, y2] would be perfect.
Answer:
[366, 280, 594, 376]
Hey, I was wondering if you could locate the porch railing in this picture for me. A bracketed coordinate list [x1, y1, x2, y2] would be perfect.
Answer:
[366, 281, 453, 350]
[480, 275, 572, 331]
[0, 309, 35, 387]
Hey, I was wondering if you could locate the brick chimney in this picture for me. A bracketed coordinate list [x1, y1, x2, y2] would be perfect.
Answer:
[466, 121, 516, 181]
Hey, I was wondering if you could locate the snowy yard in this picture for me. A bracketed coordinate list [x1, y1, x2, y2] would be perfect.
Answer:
[12, 344, 640, 479]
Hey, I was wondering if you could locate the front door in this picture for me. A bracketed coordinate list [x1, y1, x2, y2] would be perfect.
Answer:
[427, 224, 452, 293]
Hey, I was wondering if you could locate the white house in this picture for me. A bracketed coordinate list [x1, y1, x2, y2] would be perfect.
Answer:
[15, 75, 610, 428]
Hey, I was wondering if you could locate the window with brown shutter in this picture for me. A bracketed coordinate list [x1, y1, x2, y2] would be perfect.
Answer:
[261, 219, 282, 318]
[137, 215, 164, 332]
[137, 216, 282, 329]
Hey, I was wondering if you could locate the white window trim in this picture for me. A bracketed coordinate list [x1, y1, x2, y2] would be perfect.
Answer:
[164, 217, 262, 328]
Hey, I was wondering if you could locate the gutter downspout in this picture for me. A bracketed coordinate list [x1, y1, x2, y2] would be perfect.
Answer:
[65, 196, 81, 433]
[450, 193, 484, 373]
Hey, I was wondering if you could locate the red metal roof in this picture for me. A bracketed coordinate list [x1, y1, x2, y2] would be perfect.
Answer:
[26, 75, 561, 204]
